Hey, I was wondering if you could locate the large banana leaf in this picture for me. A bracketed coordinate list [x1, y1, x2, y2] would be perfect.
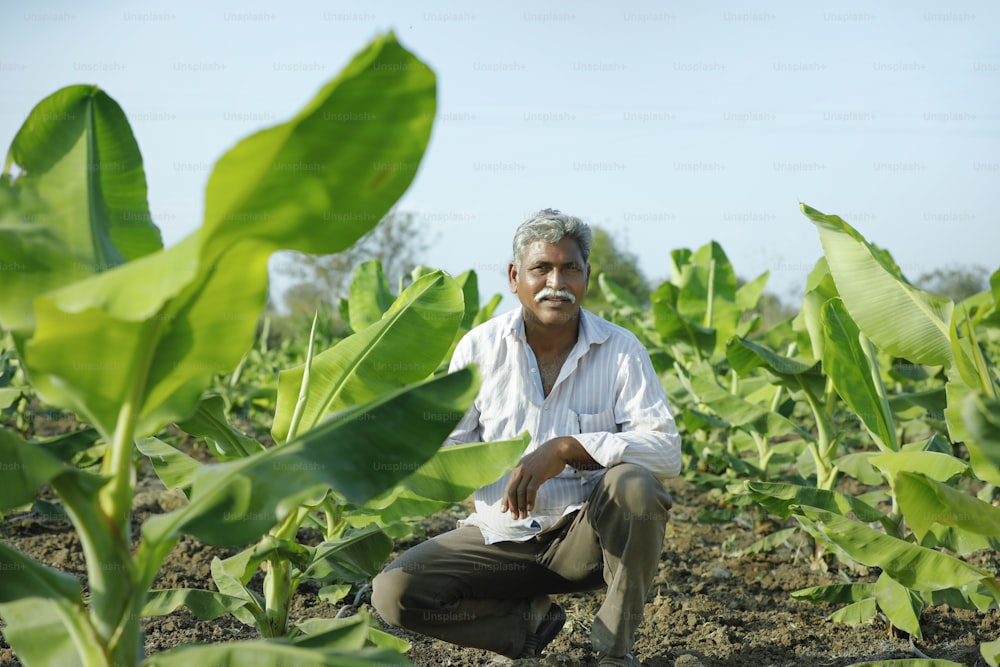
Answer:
[797, 507, 996, 593]
[688, 374, 807, 438]
[896, 470, 1000, 543]
[272, 270, 463, 442]
[822, 298, 897, 451]
[743, 481, 894, 532]
[874, 571, 923, 637]
[868, 451, 967, 486]
[347, 260, 396, 334]
[14, 33, 436, 441]
[395, 436, 529, 501]
[0, 85, 161, 339]
[141, 367, 479, 549]
[791, 258, 838, 361]
[726, 337, 826, 398]
[0, 542, 101, 667]
[801, 204, 954, 368]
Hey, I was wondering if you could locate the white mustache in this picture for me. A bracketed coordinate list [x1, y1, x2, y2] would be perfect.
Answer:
[535, 288, 576, 304]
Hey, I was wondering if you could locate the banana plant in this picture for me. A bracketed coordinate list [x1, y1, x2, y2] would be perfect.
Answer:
[138, 268, 527, 641]
[744, 206, 1000, 644]
[0, 32, 488, 667]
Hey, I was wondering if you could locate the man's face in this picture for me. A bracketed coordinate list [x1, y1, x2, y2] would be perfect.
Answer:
[508, 237, 590, 327]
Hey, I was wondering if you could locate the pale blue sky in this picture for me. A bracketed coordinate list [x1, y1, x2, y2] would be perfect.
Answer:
[2, 0, 998, 310]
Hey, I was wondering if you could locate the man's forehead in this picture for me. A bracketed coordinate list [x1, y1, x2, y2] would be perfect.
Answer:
[521, 237, 584, 261]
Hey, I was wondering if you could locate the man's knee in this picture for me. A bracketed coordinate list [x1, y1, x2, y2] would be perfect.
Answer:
[602, 463, 672, 523]
[371, 565, 410, 627]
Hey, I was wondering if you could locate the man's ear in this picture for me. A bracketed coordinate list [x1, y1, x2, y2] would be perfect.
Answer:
[585, 263, 592, 292]
[508, 262, 519, 293]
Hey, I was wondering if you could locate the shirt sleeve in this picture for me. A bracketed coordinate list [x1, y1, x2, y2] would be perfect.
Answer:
[443, 334, 483, 446]
[573, 341, 682, 478]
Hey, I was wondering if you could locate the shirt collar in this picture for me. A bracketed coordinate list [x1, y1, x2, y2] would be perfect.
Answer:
[506, 305, 613, 349]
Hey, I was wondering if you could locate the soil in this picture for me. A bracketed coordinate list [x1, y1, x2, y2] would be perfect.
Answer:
[1, 409, 998, 666]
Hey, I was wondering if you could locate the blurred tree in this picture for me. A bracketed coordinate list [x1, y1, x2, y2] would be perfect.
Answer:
[915, 264, 990, 302]
[586, 226, 651, 312]
[753, 290, 798, 330]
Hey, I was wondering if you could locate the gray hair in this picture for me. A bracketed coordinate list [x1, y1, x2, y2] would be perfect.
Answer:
[512, 208, 593, 267]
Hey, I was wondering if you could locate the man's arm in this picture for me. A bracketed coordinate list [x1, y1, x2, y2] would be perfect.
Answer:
[502, 339, 681, 519]
[501, 436, 598, 520]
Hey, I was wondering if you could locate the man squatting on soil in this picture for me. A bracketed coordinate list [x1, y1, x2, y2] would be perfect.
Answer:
[372, 209, 682, 667]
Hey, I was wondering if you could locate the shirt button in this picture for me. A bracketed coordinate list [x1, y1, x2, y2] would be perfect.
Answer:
[544, 406, 549, 411]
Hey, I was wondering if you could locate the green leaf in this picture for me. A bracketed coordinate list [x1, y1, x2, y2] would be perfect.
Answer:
[454, 270, 482, 330]
[726, 337, 822, 391]
[896, 471, 1000, 542]
[652, 297, 716, 360]
[792, 258, 838, 361]
[983, 637, 1000, 667]
[744, 481, 892, 531]
[272, 271, 463, 442]
[142, 588, 249, 620]
[828, 597, 878, 625]
[293, 615, 368, 649]
[348, 260, 396, 333]
[822, 298, 897, 451]
[397, 436, 529, 502]
[0, 541, 103, 667]
[599, 273, 641, 310]
[801, 204, 954, 367]
[874, 571, 923, 637]
[318, 584, 352, 605]
[869, 451, 968, 486]
[143, 642, 411, 667]
[18, 33, 437, 443]
[792, 582, 875, 604]
[136, 437, 202, 491]
[735, 271, 769, 311]
[0, 428, 104, 512]
[142, 367, 479, 547]
[736, 527, 799, 557]
[34, 427, 101, 463]
[0, 85, 161, 338]
[0, 386, 24, 409]
[198, 33, 435, 267]
[798, 507, 995, 592]
[302, 528, 394, 584]
[688, 374, 806, 438]
[175, 393, 266, 460]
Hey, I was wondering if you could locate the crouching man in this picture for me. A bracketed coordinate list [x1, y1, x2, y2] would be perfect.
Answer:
[373, 209, 681, 666]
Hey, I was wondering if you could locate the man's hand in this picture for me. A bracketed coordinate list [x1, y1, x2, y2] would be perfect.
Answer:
[501, 437, 600, 520]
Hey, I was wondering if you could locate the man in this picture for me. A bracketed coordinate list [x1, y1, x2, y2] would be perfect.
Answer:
[372, 209, 682, 666]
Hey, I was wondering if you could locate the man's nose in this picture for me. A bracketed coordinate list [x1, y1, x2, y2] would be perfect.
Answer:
[547, 269, 565, 289]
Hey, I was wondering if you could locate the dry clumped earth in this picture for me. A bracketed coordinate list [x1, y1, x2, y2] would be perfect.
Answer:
[1, 412, 998, 666]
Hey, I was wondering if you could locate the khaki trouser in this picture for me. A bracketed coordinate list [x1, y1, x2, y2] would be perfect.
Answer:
[371, 463, 672, 658]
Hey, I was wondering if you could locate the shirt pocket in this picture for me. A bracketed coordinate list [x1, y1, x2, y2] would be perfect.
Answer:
[577, 407, 618, 434]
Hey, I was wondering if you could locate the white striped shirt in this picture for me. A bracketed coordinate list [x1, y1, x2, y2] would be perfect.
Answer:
[446, 307, 682, 544]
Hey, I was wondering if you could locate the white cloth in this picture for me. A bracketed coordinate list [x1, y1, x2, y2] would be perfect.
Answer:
[446, 307, 682, 544]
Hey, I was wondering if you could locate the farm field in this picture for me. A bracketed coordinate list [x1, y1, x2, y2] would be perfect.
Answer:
[1, 408, 996, 667]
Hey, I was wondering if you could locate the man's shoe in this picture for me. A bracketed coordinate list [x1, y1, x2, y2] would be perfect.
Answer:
[518, 602, 566, 657]
[597, 652, 642, 666]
